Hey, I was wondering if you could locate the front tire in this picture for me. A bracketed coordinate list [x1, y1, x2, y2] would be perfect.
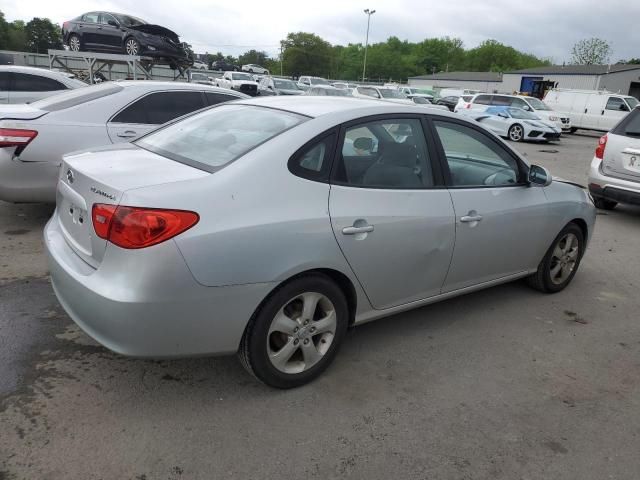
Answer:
[527, 223, 585, 293]
[508, 124, 524, 142]
[124, 37, 140, 56]
[239, 274, 349, 388]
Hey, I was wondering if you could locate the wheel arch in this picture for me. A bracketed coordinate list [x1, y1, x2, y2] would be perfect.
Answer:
[569, 217, 589, 244]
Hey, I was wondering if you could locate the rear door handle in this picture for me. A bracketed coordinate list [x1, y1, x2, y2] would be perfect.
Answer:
[116, 130, 138, 138]
[460, 214, 483, 223]
[342, 225, 374, 235]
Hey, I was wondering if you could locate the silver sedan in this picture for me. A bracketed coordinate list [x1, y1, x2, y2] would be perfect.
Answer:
[45, 96, 596, 388]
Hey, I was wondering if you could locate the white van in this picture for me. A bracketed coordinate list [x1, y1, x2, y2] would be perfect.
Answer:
[543, 89, 639, 133]
[438, 88, 481, 98]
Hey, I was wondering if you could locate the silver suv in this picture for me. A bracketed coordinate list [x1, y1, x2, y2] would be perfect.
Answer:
[588, 105, 640, 209]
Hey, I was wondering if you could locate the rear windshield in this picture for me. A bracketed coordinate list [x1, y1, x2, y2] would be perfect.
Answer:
[30, 83, 123, 111]
[626, 97, 639, 109]
[612, 106, 640, 137]
[135, 104, 306, 171]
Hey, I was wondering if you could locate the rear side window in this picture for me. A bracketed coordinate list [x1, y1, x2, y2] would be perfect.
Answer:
[288, 133, 336, 181]
[205, 92, 238, 106]
[612, 108, 640, 137]
[0, 72, 9, 90]
[491, 96, 511, 107]
[474, 95, 492, 105]
[136, 104, 305, 171]
[31, 83, 122, 111]
[112, 91, 206, 125]
[82, 13, 99, 23]
[12, 73, 66, 92]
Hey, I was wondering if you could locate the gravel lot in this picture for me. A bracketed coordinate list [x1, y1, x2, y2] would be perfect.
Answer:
[1, 132, 639, 479]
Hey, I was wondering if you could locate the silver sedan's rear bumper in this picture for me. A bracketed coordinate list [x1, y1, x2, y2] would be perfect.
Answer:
[45, 211, 275, 357]
[0, 154, 59, 203]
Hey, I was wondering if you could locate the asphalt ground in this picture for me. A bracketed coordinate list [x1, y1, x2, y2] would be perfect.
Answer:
[1, 131, 639, 479]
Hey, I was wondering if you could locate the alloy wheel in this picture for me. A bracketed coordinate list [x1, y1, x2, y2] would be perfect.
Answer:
[267, 292, 337, 374]
[509, 125, 523, 142]
[549, 233, 579, 285]
[125, 39, 139, 56]
[69, 36, 80, 52]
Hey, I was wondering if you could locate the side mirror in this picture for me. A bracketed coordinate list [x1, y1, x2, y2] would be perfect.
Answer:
[107, 20, 118, 27]
[498, 112, 509, 118]
[528, 164, 552, 187]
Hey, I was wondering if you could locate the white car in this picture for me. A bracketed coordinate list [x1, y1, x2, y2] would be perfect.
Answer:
[192, 60, 208, 70]
[406, 95, 450, 111]
[588, 105, 640, 210]
[297, 76, 331, 91]
[352, 86, 414, 105]
[461, 106, 561, 142]
[0, 81, 247, 203]
[216, 71, 259, 96]
[241, 64, 269, 75]
[454, 95, 475, 112]
[544, 89, 638, 133]
[462, 93, 571, 133]
[305, 85, 353, 97]
[398, 86, 435, 100]
[0, 65, 86, 104]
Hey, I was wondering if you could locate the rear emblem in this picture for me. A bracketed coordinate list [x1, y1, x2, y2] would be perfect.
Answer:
[66, 169, 74, 184]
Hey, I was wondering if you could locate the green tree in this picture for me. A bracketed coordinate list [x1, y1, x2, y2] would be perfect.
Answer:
[571, 38, 611, 65]
[465, 39, 549, 72]
[415, 37, 465, 74]
[25, 17, 61, 53]
[282, 32, 333, 77]
[238, 49, 268, 67]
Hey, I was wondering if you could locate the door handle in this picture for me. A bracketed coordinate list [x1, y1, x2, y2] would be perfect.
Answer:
[116, 131, 137, 138]
[460, 214, 483, 223]
[342, 225, 374, 235]
[601, 110, 605, 115]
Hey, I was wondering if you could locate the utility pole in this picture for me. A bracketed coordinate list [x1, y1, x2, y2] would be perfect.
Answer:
[280, 41, 284, 76]
[362, 8, 376, 83]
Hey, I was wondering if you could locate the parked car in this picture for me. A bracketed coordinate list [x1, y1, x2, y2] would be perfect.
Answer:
[192, 60, 207, 70]
[258, 77, 303, 96]
[0, 66, 86, 104]
[215, 71, 259, 96]
[352, 86, 414, 105]
[588, 105, 640, 210]
[398, 86, 436, 100]
[305, 85, 353, 97]
[189, 72, 214, 85]
[297, 76, 331, 91]
[436, 95, 464, 112]
[454, 95, 475, 112]
[62, 12, 192, 69]
[332, 82, 358, 89]
[462, 94, 571, 133]
[544, 89, 638, 133]
[0, 82, 247, 203]
[439, 88, 481, 98]
[406, 95, 449, 111]
[461, 106, 561, 142]
[242, 64, 269, 75]
[211, 60, 239, 71]
[44, 96, 595, 388]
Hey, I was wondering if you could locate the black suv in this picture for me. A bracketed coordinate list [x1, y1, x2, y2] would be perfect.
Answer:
[211, 60, 239, 72]
[62, 12, 191, 69]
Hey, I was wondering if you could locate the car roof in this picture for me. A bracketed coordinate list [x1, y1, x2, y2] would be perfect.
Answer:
[115, 80, 231, 91]
[236, 95, 461, 119]
[0, 65, 74, 79]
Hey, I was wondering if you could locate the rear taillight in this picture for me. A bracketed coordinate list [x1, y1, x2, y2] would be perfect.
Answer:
[0, 128, 38, 148]
[92, 204, 199, 249]
[62, 21, 70, 31]
[595, 134, 607, 160]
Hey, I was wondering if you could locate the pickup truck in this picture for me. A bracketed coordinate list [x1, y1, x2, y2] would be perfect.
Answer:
[215, 71, 259, 96]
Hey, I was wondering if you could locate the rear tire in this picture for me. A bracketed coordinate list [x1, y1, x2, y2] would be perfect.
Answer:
[68, 34, 81, 52]
[527, 223, 585, 293]
[239, 274, 349, 388]
[508, 124, 524, 142]
[593, 197, 617, 210]
[124, 37, 140, 56]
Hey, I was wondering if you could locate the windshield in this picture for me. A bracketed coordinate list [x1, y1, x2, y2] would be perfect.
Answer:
[310, 78, 330, 85]
[379, 89, 406, 99]
[412, 97, 429, 104]
[274, 79, 299, 90]
[113, 14, 146, 27]
[626, 97, 639, 109]
[507, 107, 539, 120]
[525, 97, 551, 111]
[136, 105, 305, 171]
[231, 73, 253, 81]
[30, 83, 123, 112]
[326, 88, 351, 97]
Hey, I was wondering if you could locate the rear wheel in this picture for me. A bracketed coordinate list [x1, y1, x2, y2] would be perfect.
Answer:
[593, 197, 617, 210]
[124, 37, 140, 56]
[508, 124, 524, 142]
[527, 223, 585, 293]
[68, 34, 81, 52]
[239, 274, 349, 388]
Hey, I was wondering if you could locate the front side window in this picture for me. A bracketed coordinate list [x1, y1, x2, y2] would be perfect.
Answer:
[357, 87, 379, 98]
[474, 95, 492, 105]
[334, 118, 433, 189]
[12, 73, 66, 92]
[136, 104, 305, 171]
[606, 97, 629, 112]
[0, 72, 9, 90]
[112, 91, 206, 125]
[434, 120, 521, 187]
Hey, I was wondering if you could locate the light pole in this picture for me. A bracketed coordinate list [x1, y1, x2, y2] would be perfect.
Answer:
[362, 8, 376, 83]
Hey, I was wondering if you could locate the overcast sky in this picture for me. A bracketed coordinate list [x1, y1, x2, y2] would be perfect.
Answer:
[4, 0, 639, 63]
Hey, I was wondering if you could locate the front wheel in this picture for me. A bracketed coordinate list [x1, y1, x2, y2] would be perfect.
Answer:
[508, 124, 524, 142]
[239, 274, 349, 388]
[68, 34, 81, 52]
[527, 223, 585, 293]
[124, 37, 140, 56]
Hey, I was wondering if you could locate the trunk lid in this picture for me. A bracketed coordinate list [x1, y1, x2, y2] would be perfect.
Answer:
[603, 132, 640, 182]
[0, 104, 47, 121]
[129, 24, 180, 43]
[56, 144, 208, 267]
